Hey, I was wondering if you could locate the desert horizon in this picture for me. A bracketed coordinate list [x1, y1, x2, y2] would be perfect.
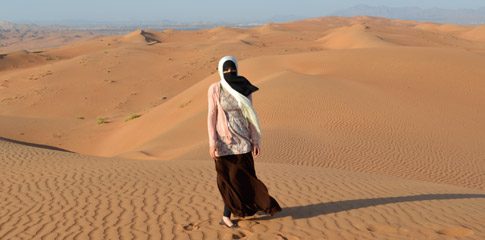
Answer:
[1, 13, 485, 239]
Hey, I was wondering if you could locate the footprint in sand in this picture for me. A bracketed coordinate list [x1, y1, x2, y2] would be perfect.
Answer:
[367, 224, 409, 235]
[437, 226, 474, 237]
[275, 233, 289, 240]
[222, 230, 247, 240]
[237, 220, 260, 228]
[182, 223, 200, 231]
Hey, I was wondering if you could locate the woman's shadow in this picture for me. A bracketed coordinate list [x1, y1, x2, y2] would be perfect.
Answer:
[260, 193, 485, 220]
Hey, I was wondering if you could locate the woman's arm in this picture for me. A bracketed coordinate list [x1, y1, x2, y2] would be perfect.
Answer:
[248, 94, 260, 146]
[207, 85, 218, 148]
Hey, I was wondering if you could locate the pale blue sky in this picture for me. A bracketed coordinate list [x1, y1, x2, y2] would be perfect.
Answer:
[2, 0, 484, 23]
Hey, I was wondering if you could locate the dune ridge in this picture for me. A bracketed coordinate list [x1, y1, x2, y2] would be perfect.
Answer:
[122, 29, 162, 44]
[317, 24, 397, 49]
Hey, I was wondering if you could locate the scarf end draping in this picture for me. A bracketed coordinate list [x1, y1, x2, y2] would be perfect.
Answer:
[220, 79, 262, 135]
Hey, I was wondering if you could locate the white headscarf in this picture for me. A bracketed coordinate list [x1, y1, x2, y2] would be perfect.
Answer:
[218, 56, 261, 135]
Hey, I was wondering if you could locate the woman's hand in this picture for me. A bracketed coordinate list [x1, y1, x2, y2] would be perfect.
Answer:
[252, 144, 260, 157]
[209, 146, 217, 160]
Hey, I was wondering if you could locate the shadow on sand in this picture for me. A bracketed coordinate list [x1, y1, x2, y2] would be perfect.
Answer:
[0, 137, 73, 153]
[262, 193, 485, 220]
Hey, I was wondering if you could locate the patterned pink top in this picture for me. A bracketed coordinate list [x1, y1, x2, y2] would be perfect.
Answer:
[207, 82, 260, 157]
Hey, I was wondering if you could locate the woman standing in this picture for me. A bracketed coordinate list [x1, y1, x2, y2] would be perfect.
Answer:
[207, 56, 281, 229]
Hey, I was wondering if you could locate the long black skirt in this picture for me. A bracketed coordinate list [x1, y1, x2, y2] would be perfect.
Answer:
[214, 151, 282, 217]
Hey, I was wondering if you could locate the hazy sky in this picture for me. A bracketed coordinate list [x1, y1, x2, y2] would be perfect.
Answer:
[2, 0, 484, 23]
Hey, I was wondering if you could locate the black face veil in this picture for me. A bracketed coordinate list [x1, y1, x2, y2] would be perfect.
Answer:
[222, 60, 259, 97]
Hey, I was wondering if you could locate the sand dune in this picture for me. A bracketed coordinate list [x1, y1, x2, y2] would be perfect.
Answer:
[122, 29, 162, 44]
[412, 23, 485, 43]
[1, 16, 485, 238]
[92, 47, 485, 191]
[254, 23, 290, 34]
[1, 16, 484, 186]
[0, 50, 58, 71]
[1, 139, 484, 239]
[414, 23, 468, 32]
[317, 24, 396, 49]
[461, 25, 485, 42]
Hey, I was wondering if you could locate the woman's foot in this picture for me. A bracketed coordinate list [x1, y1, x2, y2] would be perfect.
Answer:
[219, 216, 238, 228]
[255, 211, 272, 217]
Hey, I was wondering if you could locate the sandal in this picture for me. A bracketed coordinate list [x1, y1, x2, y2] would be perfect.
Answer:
[219, 219, 238, 229]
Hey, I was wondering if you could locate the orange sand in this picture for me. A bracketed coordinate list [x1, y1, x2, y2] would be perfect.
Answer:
[1, 16, 485, 239]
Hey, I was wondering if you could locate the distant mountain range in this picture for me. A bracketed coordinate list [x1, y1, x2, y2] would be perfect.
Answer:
[0, 21, 88, 33]
[0, 19, 262, 33]
[0, 21, 97, 52]
[332, 5, 485, 24]
[2, 5, 485, 35]
[0, 20, 262, 52]
[0, 21, 38, 31]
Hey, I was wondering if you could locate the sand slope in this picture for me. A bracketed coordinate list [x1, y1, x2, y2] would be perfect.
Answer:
[93, 47, 485, 191]
[1, 17, 484, 187]
[1, 139, 484, 239]
[1, 16, 485, 238]
[317, 24, 397, 49]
